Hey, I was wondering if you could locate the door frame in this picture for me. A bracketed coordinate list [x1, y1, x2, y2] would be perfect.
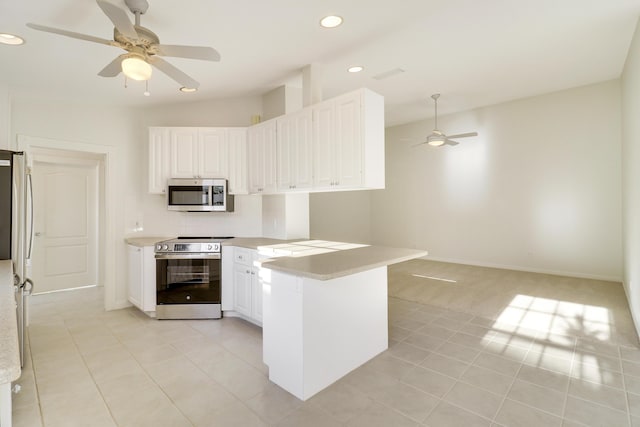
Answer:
[16, 135, 120, 311]
[31, 152, 100, 293]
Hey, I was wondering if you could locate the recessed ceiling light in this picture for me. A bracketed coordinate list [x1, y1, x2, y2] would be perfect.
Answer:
[348, 66, 364, 73]
[180, 87, 197, 93]
[320, 15, 343, 28]
[0, 33, 25, 45]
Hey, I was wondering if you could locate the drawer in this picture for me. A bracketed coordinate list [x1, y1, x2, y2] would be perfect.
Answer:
[234, 248, 253, 266]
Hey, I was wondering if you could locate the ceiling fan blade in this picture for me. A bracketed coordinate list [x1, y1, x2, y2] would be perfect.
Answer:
[411, 141, 428, 147]
[445, 139, 460, 146]
[149, 56, 200, 89]
[156, 44, 221, 62]
[26, 23, 114, 46]
[98, 55, 124, 77]
[446, 132, 478, 139]
[96, 0, 138, 40]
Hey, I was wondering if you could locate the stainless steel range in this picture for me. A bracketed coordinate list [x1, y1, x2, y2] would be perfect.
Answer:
[154, 236, 233, 319]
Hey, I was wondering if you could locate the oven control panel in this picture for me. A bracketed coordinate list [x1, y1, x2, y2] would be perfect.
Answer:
[155, 241, 222, 253]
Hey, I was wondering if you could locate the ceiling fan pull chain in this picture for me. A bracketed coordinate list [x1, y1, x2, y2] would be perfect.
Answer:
[124, 75, 128, 88]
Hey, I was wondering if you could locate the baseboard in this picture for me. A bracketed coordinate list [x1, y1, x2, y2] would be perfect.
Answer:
[418, 255, 623, 283]
[621, 279, 640, 342]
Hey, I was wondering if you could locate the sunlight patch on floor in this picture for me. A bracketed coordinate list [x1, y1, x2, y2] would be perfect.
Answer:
[487, 294, 614, 379]
[411, 274, 458, 284]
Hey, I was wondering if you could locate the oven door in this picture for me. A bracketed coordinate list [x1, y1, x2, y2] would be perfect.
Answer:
[156, 254, 221, 305]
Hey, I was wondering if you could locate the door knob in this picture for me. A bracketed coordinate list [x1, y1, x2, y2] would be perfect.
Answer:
[34, 232, 43, 237]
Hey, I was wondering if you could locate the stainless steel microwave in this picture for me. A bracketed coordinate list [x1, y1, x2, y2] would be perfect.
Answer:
[167, 178, 234, 212]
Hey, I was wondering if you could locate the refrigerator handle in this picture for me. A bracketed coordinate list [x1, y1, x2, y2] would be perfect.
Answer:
[27, 172, 34, 260]
[22, 278, 33, 296]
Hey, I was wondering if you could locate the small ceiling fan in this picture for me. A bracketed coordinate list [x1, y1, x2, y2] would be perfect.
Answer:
[27, 0, 221, 90]
[416, 94, 478, 147]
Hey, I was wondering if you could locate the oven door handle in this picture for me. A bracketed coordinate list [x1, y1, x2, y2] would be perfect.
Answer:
[155, 253, 221, 260]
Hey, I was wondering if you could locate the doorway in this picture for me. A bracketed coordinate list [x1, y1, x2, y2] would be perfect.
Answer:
[30, 150, 101, 294]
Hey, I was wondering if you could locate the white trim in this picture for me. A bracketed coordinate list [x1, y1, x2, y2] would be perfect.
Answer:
[420, 255, 623, 283]
[16, 134, 122, 311]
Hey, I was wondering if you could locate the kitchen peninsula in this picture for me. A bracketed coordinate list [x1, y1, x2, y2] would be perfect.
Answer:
[225, 239, 427, 401]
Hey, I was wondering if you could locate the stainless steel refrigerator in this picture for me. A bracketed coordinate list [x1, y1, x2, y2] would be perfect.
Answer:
[0, 150, 34, 367]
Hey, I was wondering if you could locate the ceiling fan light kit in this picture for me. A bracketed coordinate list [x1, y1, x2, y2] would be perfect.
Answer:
[121, 53, 152, 81]
[0, 33, 25, 45]
[27, 0, 221, 92]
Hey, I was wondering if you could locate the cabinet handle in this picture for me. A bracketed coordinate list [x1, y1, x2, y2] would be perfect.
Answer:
[251, 271, 256, 275]
[246, 270, 250, 274]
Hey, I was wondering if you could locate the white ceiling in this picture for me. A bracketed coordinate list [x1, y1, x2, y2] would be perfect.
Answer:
[1, 0, 639, 126]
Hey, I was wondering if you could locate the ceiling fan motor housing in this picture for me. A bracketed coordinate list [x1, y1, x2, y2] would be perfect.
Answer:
[124, 0, 149, 15]
[114, 26, 159, 49]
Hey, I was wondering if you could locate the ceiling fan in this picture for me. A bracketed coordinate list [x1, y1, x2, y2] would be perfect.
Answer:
[416, 94, 478, 147]
[26, 0, 221, 91]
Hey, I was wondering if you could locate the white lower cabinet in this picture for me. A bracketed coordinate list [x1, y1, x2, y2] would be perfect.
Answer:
[221, 246, 263, 325]
[127, 244, 156, 313]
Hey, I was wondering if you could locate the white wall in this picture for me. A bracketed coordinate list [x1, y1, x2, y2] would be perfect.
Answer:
[0, 84, 10, 150]
[309, 191, 372, 244]
[310, 81, 622, 280]
[622, 18, 640, 338]
[372, 81, 621, 280]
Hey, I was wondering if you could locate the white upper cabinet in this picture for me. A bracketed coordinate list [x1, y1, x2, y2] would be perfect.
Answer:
[198, 128, 228, 178]
[277, 107, 313, 191]
[149, 127, 247, 194]
[248, 119, 277, 194]
[170, 127, 228, 179]
[148, 127, 171, 194]
[148, 88, 384, 196]
[313, 89, 384, 190]
[227, 128, 248, 195]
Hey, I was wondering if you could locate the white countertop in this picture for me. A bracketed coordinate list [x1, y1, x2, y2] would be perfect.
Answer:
[0, 260, 21, 384]
[256, 242, 428, 281]
[125, 237, 172, 247]
[222, 237, 294, 250]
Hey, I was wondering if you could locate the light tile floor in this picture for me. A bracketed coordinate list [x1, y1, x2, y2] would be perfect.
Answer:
[11, 259, 640, 426]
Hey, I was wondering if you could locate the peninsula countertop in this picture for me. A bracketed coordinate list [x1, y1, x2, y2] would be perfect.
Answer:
[0, 260, 21, 385]
[257, 245, 428, 281]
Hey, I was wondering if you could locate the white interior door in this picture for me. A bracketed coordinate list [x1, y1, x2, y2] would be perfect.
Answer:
[31, 159, 98, 293]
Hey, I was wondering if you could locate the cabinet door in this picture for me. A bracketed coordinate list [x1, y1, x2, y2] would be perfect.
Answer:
[294, 108, 314, 189]
[233, 263, 252, 316]
[251, 268, 262, 323]
[276, 116, 294, 191]
[262, 121, 277, 193]
[127, 245, 143, 309]
[142, 247, 157, 312]
[335, 92, 363, 188]
[148, 127, 171, 194]
[227, 128, 248, 194]
[170, 128, 199, 178]
[312, 101, 336, 188]
[248, 124, 265, 193]
[248, 120, 277, 194]
[277, 108, 313, 191]
[199, 128, 228, 178]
